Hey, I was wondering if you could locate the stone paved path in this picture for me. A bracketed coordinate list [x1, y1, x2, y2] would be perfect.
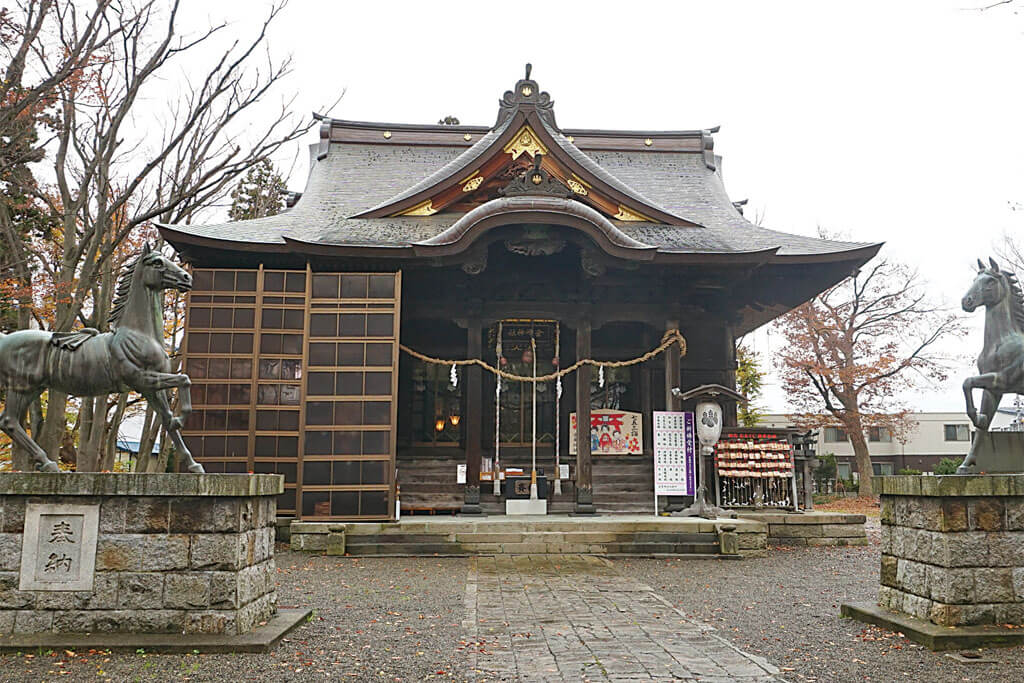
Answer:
[462, 554, 783, 682]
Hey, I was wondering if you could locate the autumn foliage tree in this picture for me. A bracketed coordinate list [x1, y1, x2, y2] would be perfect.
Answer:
[774, 258, 962, 496]
[0, 0, 335, 471]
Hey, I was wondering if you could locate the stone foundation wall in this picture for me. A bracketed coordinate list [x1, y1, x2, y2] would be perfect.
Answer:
[291, 518, 769, 557]
[877, 475, 1024, 627]
[738, 512, 867, 547]
[0, 473, 282, 636]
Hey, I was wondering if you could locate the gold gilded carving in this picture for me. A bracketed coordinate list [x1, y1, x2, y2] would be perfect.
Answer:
[383, 131, 392, 139]
[463, 133, 472, 141]
[399, 200, 437, 216]
[643, 138, 653, 146]
[503, 125, 548, 160]
[521, 85, 533, 96]
[566, 178, 588, 196]
[462, 175, 484, 192]
[614, 205, 652, 222]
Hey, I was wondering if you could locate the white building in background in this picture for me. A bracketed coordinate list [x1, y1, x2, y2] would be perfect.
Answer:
[759, 412, 979, 478]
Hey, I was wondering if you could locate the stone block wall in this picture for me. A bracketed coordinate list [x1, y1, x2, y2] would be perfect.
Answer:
[0, 473, 282, 636]
[290, 518, 770, 557]
[877, 474, 1024, 627]
[738, 511, 868, 547]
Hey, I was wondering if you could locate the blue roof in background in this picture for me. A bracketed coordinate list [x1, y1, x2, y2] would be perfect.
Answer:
[116, 438, 161, 455]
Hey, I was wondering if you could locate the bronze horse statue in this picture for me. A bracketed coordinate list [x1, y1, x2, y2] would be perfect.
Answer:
[959, 257, 1024, 473]
[0, 244, 203, 473]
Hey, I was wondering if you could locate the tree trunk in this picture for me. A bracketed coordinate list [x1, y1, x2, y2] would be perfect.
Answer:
[849, 428, 874, 497]
[147, 428, 172, 474]
[101, 394, 128, 471]
[78, 395, 96, 471]
[79, 395, 110, 472]
[137, 404, 161, 473]
[38, 389, 68, 464]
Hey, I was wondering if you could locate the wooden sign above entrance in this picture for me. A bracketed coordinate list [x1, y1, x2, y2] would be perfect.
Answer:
[569, 410, 643, 456]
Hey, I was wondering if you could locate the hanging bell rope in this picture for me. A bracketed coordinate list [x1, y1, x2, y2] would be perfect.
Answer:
[399, 328, 687, 382]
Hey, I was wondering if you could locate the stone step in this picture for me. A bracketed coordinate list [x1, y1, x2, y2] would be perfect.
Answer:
[350, 530, 717, 544]
[344, 541, 722, 556]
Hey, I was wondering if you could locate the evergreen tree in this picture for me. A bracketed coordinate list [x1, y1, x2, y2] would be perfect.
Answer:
[735, 342, 765, 427]
[228, 159, 287, 221]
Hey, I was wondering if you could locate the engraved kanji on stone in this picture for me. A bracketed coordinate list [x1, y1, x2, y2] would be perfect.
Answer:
[49, 520, 75, 544]
[44, 553, 73, 573]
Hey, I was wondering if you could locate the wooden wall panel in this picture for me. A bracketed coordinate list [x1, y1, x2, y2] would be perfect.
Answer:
[182, 268, 400, 521]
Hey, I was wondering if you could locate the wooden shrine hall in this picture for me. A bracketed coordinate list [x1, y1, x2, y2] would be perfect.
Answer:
[159, 66, 880, 521]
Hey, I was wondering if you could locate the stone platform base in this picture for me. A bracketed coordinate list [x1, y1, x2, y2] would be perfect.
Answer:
[505, 498, 547, 515]
[841, 602, 1024, 651]
[876, 474, 1024, 628]
[0, 608, 311, 654]
[0, 473, 283, 637]
[291, 515, 768, 557]
[737, 511, 868, 546]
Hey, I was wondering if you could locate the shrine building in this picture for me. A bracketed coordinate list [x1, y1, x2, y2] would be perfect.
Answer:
[158, 67, 880, 520]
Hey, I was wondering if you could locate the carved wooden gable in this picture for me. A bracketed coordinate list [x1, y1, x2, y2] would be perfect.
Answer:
[354, 66, 694, 228]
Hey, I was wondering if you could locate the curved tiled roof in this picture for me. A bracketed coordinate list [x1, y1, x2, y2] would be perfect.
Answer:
[159, 71, 875, 262]
[161, 137, 873, 260]
[356, 119, 514, 216]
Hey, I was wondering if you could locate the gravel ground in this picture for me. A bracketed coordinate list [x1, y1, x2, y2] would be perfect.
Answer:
[0, 551, 469, 682]
[616, 518, 1024, 683]
[4, 520, 1024, 682]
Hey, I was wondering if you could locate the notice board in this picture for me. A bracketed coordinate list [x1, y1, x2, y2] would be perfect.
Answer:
[653, 411, 696, 496]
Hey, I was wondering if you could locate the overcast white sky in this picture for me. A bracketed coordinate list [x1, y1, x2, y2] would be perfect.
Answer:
[174, 0, 1024, 415]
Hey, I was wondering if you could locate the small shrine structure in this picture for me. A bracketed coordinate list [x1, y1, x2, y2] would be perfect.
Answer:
[159, 67, 880, 520]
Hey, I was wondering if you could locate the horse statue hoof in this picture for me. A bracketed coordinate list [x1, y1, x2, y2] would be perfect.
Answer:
[956, 465, 973, 475]
[187, 463, 206, 474]
[37, 460, 60, 473]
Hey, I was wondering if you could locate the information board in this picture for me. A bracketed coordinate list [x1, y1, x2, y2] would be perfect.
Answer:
[653, 411, 696, 496]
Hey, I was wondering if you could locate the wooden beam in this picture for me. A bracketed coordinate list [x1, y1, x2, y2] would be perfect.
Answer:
[462, 320, 483, 514]
[665, 319, 680, 410]
[663, 319, 683, 512]
[574, 320, 596, 514]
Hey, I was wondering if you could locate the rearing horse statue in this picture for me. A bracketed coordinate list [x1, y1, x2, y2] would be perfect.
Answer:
[959, 257, 1024, 473]
[0, 244, 204, 473]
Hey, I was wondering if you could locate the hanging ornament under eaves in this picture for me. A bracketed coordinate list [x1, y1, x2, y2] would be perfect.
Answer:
[450, 363, 458, 387]
[599, 365, 605, 388]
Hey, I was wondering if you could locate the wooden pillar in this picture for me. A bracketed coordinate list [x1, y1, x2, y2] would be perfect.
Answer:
[462, 320, 483, 514]
[640, 363, 652, 456]
[574, 320, 596, 514]
[664, 319, 684, 511]
[664, 319, 680, 409]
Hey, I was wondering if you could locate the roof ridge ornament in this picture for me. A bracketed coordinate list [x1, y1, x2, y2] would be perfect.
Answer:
[496, 63, 557, 129]
[499, 154, 573, 199]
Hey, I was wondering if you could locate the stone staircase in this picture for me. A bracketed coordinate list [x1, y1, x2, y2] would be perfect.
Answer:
[290, 516, 768, 558]
[593, 456, 656, 514]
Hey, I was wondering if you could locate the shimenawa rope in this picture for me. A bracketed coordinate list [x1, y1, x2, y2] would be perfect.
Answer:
[399, 328, 687, 383]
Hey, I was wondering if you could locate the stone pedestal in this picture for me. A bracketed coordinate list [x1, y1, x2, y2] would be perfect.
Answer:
[0, 473, 283, 637]
[876, 474, 1024, 627]
[505, 498, 547, 515]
